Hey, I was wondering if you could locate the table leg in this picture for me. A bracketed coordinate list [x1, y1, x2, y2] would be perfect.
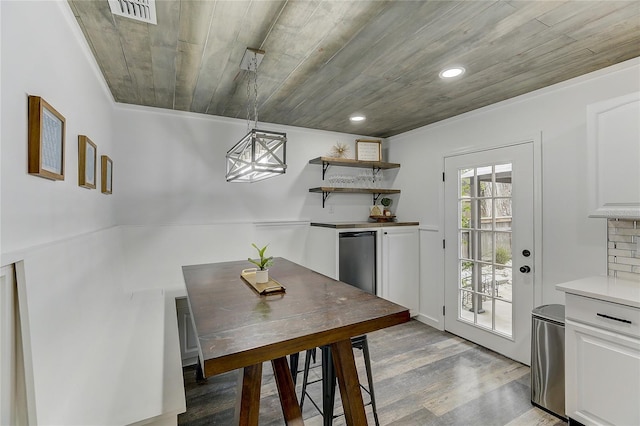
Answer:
[321, 346, 336, 426]
[272, 357, 304, 425]
[330, 339, 368, 426]
[195, 356, 206, 384]
[235, 363, 262, 426]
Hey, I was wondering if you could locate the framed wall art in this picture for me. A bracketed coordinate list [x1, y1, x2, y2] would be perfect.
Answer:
[355, 139, 382, 162]
[101, 155, 113, 194]
[28, 95, 66, 180]
[78, 135, 97, 189]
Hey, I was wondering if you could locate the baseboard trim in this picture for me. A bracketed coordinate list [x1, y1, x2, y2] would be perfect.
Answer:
[415, 313, 443, 330]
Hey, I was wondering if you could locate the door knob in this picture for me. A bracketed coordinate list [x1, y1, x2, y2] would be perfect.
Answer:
[520, 265, 531, 273]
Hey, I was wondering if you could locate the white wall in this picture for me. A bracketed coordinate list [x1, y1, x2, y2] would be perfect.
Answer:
[113, 104, 374, 225]
[120, 221, 312, 293]
[388, 58, 640, 325]
[112, 105, 377, 292]
[1, 1, 115, 258]
[0, 3, 158, 422]
[0, 0, 3, 259]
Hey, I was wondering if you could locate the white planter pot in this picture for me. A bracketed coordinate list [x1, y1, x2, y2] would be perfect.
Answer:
[255, 269, 269, 284]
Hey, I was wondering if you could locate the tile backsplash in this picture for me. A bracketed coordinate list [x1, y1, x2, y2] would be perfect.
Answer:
[608, 219, 640, 281]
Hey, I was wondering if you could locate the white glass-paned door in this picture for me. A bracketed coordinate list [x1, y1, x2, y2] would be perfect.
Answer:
[445, 143, 535, 364]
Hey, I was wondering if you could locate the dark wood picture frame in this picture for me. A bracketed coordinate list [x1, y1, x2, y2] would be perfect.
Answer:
[28, 95, 66, 180]
[78, 135, 97, 189]
[355, 139, 382, 162]
[101, 155, 113, 194]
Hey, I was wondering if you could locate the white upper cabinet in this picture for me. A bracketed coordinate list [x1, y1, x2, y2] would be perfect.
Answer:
[587, 92, 640, 218]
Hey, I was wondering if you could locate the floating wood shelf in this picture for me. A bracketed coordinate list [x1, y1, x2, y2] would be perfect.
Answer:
[309, 187, 400, 208]
[309, 156, 400, 179]
[309, 157, 400, 169]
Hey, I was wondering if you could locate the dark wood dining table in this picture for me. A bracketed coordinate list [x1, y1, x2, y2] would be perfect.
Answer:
[182, 257, 410, 425]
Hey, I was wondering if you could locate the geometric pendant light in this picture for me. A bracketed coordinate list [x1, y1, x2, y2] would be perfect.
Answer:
[226, 48, 287, 183]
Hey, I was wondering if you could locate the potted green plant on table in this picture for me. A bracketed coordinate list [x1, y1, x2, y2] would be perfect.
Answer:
[247, 243, 274, 283]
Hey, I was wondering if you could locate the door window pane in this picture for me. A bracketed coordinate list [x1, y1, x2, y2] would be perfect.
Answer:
[475, 296, 493, 330]
[479, 199, 494, 227]
[495, 232, 512, 265]
[460, 231, 471, 260]
[459, 261, 473, 291]
[459, 290, 474, 323]
[479, 265, 495, 297]
[479, 180, 492, 197]
[478, 231, 494, 262]
[496, 274, 512, 302]
[495, 299, 513, 336]
[495, 198, 512, 230]
[459, 169, 472, 197]
[460, 199, 472, 229]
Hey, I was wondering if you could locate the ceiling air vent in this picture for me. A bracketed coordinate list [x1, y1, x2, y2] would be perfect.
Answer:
[108, 0, 157, 25]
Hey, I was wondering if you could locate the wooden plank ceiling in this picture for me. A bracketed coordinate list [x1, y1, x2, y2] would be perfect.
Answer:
[68, 0, 640, 138]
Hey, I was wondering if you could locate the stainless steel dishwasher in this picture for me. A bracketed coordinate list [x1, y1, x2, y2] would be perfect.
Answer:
[531, 304, 566, 420]
[338, 231, 376, 294]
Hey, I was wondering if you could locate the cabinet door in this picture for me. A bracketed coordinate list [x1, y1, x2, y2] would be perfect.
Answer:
[304, 226, 339, 279]
[565, 319, 640, 425]
[587, 92, 640, 218]
[382, 228, 419, 316]
[176, 298, 199, 367]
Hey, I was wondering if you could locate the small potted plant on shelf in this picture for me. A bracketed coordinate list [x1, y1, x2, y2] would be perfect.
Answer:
[380, 197, 393, 216]
[247, 243, 274, 283]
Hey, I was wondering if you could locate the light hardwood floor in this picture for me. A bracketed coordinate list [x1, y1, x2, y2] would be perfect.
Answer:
[178, 320, 565, 425]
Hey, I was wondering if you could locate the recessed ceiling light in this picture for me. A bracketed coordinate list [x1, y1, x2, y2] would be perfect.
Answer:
[350, 114, 366, 123]
[439, 67, 465, 79]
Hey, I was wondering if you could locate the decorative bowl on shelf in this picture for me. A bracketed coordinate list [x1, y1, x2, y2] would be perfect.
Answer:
[369, 215, 396, 223]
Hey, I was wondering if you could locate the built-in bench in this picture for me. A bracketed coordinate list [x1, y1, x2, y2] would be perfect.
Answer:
[9, 227, 185, 425]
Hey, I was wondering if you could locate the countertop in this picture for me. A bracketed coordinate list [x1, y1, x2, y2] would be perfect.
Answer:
[311, 221, 419, 229]
[556, 275, 640, 308]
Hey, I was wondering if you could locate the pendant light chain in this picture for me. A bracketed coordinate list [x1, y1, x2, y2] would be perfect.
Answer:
[246, 53, 260, 132]
[246, 68, 251, 132]
[253, 53, 259, 129]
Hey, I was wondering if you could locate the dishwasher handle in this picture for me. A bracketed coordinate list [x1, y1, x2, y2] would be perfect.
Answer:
[339, 231, 376, 238]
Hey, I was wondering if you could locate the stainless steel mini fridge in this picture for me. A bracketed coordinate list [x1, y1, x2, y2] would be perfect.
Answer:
[338, 231, 376, 295]
[531, 304, 566, 420]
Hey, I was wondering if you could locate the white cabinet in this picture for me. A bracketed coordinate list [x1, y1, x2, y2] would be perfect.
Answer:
[176, 297, 199, 366]
[564, 294, 640, 425]
[587, 92, 640, 218]
[304, 224, 420, 316]
[381, 227, 419, 316]
[305, 225, 340, 280]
